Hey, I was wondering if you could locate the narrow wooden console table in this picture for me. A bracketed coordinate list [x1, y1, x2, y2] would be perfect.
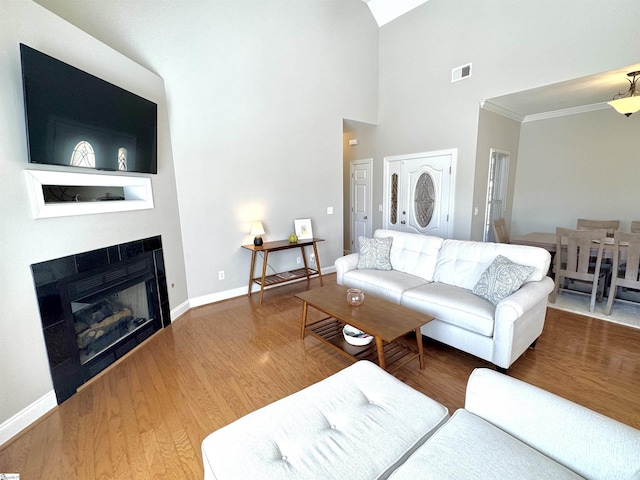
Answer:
[242, 238, 324, 303]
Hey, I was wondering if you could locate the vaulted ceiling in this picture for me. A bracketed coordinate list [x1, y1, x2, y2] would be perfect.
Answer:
[361, 0, 638, 119]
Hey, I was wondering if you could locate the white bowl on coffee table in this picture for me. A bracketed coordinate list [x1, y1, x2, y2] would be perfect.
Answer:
[343, 324, 374, 346]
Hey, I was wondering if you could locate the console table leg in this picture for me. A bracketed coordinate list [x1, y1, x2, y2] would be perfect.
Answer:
[300, 246, 309, 272]
[312, 242, 323, 286]
[248, 251, 257, 296]
[259, 251, 269, 303]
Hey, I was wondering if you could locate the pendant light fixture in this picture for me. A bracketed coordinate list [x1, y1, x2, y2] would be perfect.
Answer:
[608, 71, 640, 117]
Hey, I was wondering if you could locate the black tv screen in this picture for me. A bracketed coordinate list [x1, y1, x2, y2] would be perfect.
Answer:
[20, 44, 157, 174]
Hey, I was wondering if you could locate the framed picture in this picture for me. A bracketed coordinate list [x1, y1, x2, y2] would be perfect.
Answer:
[294, 218, 313, 240]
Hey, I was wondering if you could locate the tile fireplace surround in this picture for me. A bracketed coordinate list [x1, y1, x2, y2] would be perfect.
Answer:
[31, 235, 171, 403]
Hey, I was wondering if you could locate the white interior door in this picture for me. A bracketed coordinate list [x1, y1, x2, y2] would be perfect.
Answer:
[350, 158, 373, 252]
[383, 150, 455, 238]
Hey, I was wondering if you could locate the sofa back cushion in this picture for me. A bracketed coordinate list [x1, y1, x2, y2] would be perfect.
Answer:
[434, 240, 550, 290]
[374, 229, 443, 281]
[465, 368, 640, 480]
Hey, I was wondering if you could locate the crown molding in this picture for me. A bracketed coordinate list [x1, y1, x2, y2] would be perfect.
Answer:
[480, 101, 524, 122]
[522, 102, 610, 123]
[481, 100, 612, 123]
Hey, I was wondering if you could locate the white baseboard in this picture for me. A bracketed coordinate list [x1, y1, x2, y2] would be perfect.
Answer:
[170, 299, 191, 321]
[187, 266, 336, 310]
[0, 390, 57, 447]
[1, 268, 335, 446]
[189, 286, 247, 309]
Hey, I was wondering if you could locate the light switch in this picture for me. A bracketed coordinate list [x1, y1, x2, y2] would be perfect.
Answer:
[327, 207, 333, 215]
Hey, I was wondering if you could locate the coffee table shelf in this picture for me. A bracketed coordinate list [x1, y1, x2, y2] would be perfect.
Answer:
[307, 317, 420, 372]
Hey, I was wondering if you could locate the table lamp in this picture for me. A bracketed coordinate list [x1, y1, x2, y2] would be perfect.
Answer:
[250, 221, 265, 246]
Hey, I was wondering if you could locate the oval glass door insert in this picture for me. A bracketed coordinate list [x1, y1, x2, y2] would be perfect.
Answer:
[414, 172, 435, 228]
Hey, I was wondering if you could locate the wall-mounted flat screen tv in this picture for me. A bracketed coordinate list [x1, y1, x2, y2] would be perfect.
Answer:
[20, 44, 158, 174]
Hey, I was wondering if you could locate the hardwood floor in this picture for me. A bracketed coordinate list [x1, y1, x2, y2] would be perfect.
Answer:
[1, 274, 639, 479]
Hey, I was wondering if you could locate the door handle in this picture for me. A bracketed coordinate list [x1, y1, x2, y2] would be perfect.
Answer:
[363, 216, 368, 219]
[401, 220, 406, 224]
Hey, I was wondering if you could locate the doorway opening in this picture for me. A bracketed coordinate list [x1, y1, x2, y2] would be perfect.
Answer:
[483, 149, 511, 242]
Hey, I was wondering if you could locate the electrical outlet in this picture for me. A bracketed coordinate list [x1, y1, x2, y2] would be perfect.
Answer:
[218, 270, 225, 280]
[310, 254, 316, 264]
[296, 256, 301, 264]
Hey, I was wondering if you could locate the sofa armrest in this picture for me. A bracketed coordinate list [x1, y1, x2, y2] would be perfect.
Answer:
[492, 277, 554, 368]
[496, 277, 554, 320]
[335, 253, 359, 285]
[465, 368, 640, 480]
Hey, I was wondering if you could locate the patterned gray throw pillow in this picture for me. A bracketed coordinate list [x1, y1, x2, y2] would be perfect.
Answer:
[357, 236, 393, 270]
[473, 255, 535, 305]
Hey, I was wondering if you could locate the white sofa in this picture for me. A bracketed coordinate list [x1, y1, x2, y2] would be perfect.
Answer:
[335, 229, 555, 370]
[201, 361, 640, 479]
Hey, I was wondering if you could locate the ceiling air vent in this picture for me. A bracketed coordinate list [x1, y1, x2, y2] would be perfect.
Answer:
[452, 63, 472, 83]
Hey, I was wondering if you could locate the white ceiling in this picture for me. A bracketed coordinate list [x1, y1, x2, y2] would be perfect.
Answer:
[484, 64, 640, 120]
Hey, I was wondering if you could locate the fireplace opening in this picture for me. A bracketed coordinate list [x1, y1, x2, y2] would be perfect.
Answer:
[62, 252, 160, 381]
[73, 282, 152, 365]
[32, 236, 170, 403]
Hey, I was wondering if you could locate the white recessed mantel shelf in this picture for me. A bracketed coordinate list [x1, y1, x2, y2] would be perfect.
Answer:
[25, 169, 154, 219]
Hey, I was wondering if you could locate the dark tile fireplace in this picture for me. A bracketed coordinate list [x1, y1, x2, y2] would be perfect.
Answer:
[31, 235, 171, 403]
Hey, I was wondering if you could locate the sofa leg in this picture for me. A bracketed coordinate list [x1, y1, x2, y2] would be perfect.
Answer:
[495, 366, 508, 374]
[529, 338, 538, 350]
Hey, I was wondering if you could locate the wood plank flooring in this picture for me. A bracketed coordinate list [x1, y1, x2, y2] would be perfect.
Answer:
[1, 274, 639, 479]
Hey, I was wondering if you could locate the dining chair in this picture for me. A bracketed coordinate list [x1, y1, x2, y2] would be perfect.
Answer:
[576, 219, 619, 277]
[550, 227, 608, 313]
[576, 219, 620, 237]
[493, 218, 509, 244]
[605, 230, 640, 315]
[630, 221, 640, 234]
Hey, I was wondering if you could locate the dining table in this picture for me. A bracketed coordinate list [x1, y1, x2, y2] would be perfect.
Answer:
[511, 232, 626, 261]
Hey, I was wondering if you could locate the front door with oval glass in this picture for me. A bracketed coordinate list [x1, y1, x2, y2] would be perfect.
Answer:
[383, 150, 454, 238]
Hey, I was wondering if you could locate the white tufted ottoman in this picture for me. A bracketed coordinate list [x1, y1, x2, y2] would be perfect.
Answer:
[201, 361, 449, 480]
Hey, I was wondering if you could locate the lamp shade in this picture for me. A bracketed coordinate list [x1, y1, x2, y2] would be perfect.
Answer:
[250, 222, 265, 236]
[608, 96, 640, 117]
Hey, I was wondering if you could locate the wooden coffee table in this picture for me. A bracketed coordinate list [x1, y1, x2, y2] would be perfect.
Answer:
[296, 285, 434, 372]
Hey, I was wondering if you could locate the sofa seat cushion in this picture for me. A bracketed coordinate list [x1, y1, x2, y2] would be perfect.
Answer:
[401, 283, 495, 337]
[342, 269, 430, 304]
[201, 361, 449, 480]
[388, 409, 583, 480]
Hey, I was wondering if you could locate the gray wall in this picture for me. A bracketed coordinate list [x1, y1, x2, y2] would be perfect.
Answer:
[0, 0, 187, 431]
[35, 0, 380, 300]
[511, 108, 640, 236]
[372, 0, 640, 240]
[1, 0, 379, 440]
[471, 108, 522, 241]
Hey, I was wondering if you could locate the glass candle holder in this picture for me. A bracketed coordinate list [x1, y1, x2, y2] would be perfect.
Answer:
[346, 288, 365, 306]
